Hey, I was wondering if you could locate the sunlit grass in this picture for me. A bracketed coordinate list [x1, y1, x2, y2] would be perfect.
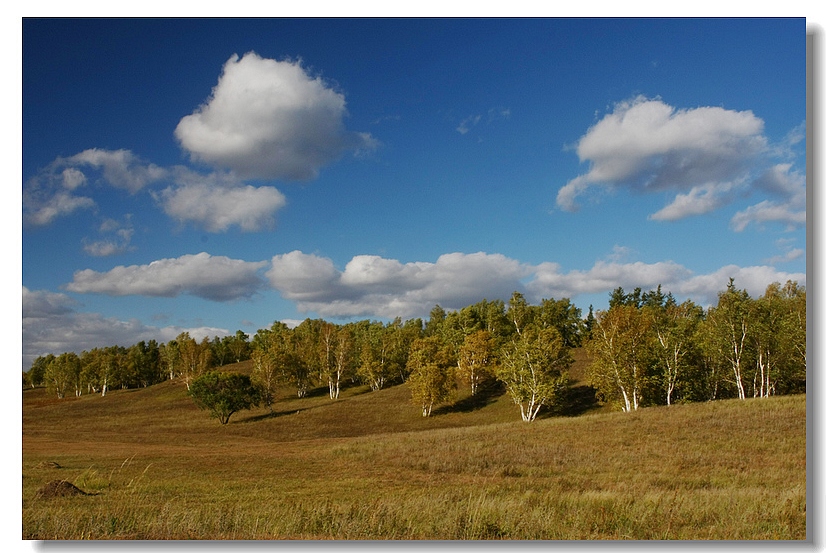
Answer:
[23, 363, 806, 540]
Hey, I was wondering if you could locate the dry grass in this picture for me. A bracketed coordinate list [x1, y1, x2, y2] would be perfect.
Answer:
[22, 356, 806, 540]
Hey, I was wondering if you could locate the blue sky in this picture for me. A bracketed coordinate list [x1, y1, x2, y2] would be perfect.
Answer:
[21, 18, 808, 370]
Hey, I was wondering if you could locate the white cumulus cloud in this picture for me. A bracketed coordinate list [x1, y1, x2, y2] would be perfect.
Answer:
[66, 252, 268, 301]
[266, 250, 805, 319]
[267, 251, 530, 318]
[556, 96, 804, 225]
[175, 51, 376, 180]
[157, 179, 287, 232]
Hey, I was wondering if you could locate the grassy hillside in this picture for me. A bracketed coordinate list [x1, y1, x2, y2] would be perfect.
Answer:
[23, 355, 806, 540]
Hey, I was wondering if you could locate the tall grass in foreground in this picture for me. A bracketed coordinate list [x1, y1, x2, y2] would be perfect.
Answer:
[23, 386, 805, 539]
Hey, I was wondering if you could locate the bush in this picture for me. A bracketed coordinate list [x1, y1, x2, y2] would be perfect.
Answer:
[188, 371, 262, 424]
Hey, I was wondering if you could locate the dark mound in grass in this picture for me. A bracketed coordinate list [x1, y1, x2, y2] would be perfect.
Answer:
[34, 480, 88, 499]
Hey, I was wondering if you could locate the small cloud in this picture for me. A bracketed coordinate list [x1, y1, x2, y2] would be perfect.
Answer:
[82, 216, 135, 257]
[765, 248, 804, 265]
[606, 245, 634, 262]
[156, 178, 287, 233]
[729, 164, 805, 232]
[23, 149, 166, 226]
[68, 148, 167, 193]
[456, 114, 481, 135]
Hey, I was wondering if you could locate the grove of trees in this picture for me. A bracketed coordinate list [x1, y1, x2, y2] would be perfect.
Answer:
[26, 280, 806, 423]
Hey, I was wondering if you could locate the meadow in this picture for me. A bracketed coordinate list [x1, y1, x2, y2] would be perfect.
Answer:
[22, 353, 806, 540]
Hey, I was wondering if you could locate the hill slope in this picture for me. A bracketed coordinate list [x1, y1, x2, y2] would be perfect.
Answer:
[23, 365, 806, 540]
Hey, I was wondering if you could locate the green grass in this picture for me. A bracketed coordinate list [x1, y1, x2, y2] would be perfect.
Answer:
[23, 355, 806, 540]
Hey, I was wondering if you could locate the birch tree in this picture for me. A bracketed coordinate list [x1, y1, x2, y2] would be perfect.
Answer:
[176, 333, 213, 390]
[357, 321, 397, 391]
[649, 300, 703, 405]
[250, 326, 291, 411]
[407, 337, 456, 416]
[702, 280, 752, 400]
[586, 305, 654, 412]
[45, 352, 80, 399]
[457, 330, 497, 396]
[328, 325, 355, 399]
[496, 326, 570, 421]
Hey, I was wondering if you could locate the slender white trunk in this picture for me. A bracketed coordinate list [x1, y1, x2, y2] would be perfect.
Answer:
[619, 385, 631, 413]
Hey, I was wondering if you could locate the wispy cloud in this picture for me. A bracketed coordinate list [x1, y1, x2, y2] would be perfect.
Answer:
[456, 107, 510, 135]
[729, 163, 806, 231]
[82, 216, 135, 257]
[456, 114, 482, 135]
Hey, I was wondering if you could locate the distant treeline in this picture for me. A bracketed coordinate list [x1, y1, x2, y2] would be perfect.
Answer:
[25, 279, 806, 419]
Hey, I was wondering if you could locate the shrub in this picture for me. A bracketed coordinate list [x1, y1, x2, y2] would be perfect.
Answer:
[188, 371, 262, 424]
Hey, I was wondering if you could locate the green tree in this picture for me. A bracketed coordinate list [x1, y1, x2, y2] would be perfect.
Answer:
[507, 291, 533, 336]
[44, 352, 81, 399]
[28, 354, 54, 388]
[160, 339, 180, 381]
[250, 325, 293, 412]
[328, 324, 356, 399]
[457, 330, 497, 395]
[701, 279, 753, 400]
[496, 327, 570, 421]
[211, 336, 230, 366]
[424, 305, 447, 337]
[227, 330, 250, 364]
[189, 371, 262, 424]
[775, 280, 806, 394]
[406, 337, 456, 416]
[648, 300, 703, 405]
[357, 321, 397, 391]
[177, 333, 214, 391]
[586, 305, 655, 412]
[751, 281, 806, 397]
[535, 297, 583, 347]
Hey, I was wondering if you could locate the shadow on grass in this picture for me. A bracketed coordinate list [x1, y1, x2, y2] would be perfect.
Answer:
[238, 402, 325, 423]
[432, 381, 507, 416]
[555, 383, 600, 417]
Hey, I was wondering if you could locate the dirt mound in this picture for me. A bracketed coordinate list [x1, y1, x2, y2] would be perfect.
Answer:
[34, 480, 88, 499]
[35, 461, 61, 469]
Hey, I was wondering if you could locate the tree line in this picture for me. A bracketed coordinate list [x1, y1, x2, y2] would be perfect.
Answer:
[25, 280, 806, 423]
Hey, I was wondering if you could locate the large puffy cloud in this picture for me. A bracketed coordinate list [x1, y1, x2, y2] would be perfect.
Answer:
[175, 52, 376, 180]
[265, 250, 804, 319]
[22, 287, 227, 371]
[66, 252, 268, 301]
[557, 97, 804, 227]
